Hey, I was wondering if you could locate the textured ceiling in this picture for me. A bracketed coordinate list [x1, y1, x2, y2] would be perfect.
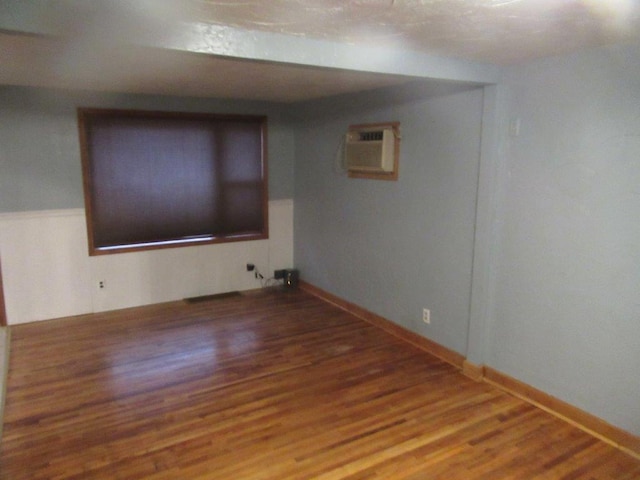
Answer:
[188, 0, 640, 64]
[1, 0, 639, 102]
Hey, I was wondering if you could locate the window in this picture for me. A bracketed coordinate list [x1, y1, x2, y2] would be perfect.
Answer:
[78, 108, 268, 255]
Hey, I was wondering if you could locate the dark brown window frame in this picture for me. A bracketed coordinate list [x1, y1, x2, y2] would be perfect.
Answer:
[78, 108, 269, 256]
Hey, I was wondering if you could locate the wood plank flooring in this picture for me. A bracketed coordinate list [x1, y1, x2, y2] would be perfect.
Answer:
[1, 289, 639, 479]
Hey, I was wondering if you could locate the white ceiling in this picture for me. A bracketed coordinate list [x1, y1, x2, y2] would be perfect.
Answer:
[0, 0, 638, 103]
[0, 33, 423, 103]
[190, 0, 640, 64]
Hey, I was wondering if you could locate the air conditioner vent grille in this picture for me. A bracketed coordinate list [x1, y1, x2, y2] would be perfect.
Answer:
[359, 131, 384, 141]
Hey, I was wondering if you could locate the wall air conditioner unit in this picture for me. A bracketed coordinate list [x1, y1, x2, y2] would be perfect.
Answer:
[345, 123, 399, 180]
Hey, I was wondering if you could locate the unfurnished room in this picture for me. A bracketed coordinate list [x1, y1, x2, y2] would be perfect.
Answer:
[0, 1, 639, 478]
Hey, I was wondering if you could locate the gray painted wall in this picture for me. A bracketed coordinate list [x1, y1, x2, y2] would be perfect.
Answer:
[293, 85, 484, 355]
[292, 42, 640, 437]
[0, 86, 294, 213]
[487, 43, 640, 435]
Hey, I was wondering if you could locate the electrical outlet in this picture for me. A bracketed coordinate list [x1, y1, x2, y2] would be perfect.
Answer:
[246, 263, 255, 272]
[422, 308, 430, 324]
[98, 280, 106, 290]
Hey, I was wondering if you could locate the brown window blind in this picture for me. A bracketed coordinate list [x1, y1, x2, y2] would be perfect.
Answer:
[78, 109, 268, 255]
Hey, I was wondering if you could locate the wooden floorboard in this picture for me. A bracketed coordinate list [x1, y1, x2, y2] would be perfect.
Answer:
[1, 289, 639, 479]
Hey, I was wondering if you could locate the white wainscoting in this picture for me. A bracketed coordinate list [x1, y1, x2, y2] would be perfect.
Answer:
[0, 200, 293, 325]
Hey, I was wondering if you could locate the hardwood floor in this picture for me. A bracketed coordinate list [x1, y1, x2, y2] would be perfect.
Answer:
[1, 289, 639, 479]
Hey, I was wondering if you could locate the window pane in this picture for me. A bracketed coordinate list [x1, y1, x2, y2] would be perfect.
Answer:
[220, 121, 264, 182]
[220, 184, 265, 235]
[79, 109, 267, 253]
